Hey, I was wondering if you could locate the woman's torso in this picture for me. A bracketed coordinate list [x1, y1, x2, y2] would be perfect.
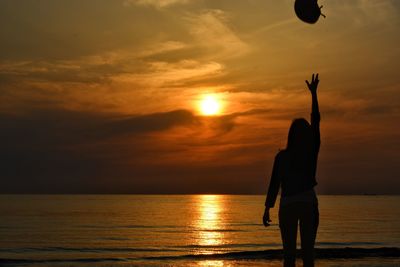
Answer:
[277, 149, 318, 200]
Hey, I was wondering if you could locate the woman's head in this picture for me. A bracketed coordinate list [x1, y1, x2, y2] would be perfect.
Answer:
[286, 118, 313, 151]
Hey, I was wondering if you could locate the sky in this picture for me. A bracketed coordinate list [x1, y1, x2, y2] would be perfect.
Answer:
[0, 0, 399, 194]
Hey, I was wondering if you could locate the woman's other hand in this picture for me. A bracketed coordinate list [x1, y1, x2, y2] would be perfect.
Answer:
[263, 208, 272, 227]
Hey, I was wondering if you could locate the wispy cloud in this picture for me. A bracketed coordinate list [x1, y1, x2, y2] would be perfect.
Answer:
[111, 60, 224, 87]
[138, 41, 188, 58]
[329, 0, 398, 26]
[187, 9, 250, 59]
[123, 0, 193, 8]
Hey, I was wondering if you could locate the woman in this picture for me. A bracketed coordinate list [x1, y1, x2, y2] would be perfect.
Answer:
[263, 74, 321, 267]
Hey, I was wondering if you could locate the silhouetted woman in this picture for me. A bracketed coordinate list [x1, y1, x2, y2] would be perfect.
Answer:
[263, 74, 321, 267]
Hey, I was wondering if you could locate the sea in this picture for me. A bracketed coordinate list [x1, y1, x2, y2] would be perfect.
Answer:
[0, 195, 399, 266]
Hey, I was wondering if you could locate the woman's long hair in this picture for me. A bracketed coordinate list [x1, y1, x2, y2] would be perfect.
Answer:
[287, 118, 313, 150]
[286, 118, 314, 168]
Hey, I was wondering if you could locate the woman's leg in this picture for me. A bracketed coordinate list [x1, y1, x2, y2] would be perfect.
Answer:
[299, 202, 319, 267]
[279, 205, 299, 267]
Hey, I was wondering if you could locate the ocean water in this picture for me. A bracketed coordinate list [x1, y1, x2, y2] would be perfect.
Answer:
[0, 195, 399, 266]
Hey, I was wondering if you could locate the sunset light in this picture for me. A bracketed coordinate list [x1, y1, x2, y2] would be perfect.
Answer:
[200, 95, 221, 116]
[2, 1, 399, 266]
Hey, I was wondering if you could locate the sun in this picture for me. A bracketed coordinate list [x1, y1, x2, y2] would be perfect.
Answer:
[200, 94, 221, 116]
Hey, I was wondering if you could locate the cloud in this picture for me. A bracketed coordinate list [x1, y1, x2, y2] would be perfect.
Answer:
[0, 106, 280, 193]
[138, 41, 188, 58]
[328, 0, 398, 26]
[187, 9, 250, 59]
[0, 50, 127, 85]
[0, 39, 223, 108]
[357, 0, 398, 22]
[123, 0, 193, 8]
[98, 109, 200, 138]
[189, 10, 250, 58]
[111, 60, 223, 87]
[0, 108, 195, 192]
[0, 109, 201, 145]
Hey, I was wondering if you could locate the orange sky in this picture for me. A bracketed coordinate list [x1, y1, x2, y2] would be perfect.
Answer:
[0, 0, 399, 193]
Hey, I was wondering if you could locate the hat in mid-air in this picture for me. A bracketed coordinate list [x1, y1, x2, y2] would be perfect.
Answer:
[294, 0, 325, 24]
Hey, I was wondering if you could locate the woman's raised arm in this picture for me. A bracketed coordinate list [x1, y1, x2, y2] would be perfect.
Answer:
[306, 73, 321, 153]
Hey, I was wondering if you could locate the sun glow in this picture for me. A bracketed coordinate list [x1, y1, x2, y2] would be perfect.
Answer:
[199, 94, 221, 116]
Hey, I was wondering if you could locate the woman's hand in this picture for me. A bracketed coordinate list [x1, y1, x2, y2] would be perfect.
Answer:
[263, 208, 272, 227]
[306, 73, 319, 94]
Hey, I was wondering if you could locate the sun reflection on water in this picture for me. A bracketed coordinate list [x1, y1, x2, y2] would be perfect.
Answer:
[196, 195, 225, 248]
[196, 260, 225, 267]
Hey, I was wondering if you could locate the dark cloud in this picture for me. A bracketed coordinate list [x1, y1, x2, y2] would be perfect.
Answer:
[99, 109, 200, 138]
[0, 108, 200, 146]
[0, 108, 264, 193]
[0, 109, 188, 190]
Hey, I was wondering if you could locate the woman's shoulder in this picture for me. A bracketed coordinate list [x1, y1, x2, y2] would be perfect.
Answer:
[275, 149, 289, 160]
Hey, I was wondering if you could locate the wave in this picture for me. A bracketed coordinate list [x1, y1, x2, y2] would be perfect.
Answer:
[178, 243, 280, 249]
[1, 247, 398, 265]
[0, 257, 132, 265]
[79, 224, 179, 229]
[177, 241, 385, 249]
[80, 225, 247, 233]
[1, 243, 391, 255]
[0, 247, 180, 253]
[317, 241, 383, 246]
[143, 247, 400, 260]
